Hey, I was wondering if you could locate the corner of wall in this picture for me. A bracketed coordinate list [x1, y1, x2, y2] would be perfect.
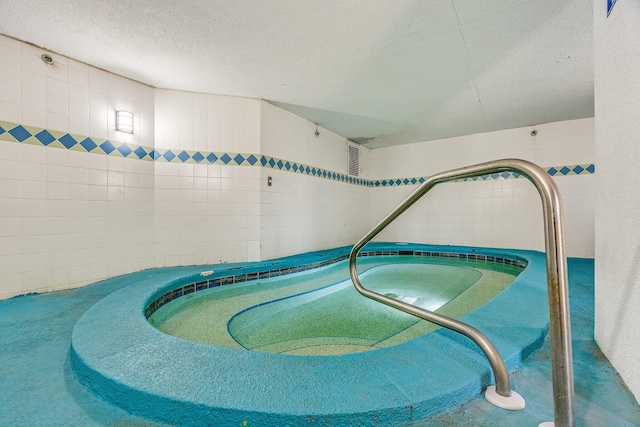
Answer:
[593, 0, 640, 403]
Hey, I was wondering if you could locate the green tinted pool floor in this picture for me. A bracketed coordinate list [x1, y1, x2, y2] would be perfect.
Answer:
[152, 257, 517, 355]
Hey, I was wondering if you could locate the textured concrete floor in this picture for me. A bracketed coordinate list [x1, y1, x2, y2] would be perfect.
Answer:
[0, 257, 639, 426]
[408, 258, 640, 426]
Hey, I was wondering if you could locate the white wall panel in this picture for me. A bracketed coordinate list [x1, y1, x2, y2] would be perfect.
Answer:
[371, 118, 594, 257]
[594, 0, 640, 402]
[0, 33, 595, 303]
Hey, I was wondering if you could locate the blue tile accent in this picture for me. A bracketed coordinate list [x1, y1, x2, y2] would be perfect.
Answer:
[134, 146, 148, 159]
[117, 143, 133, 157]
[35, 130, 56, 146]
[99, 140, 116, 154]
[80, 137, 98, 152]
[192, 152, 205, 163]
[0, 121, 597, 189]
[59, 134, 78, 149]
[9, 125, 32, 142]
[177, 151, 190, 162]
[163, 150, 176, 161]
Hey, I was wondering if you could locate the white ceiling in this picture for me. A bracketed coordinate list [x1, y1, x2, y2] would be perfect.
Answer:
[0, 0, 593, 148]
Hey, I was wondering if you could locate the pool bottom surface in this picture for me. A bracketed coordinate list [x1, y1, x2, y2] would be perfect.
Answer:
[152, 259, 519, 355]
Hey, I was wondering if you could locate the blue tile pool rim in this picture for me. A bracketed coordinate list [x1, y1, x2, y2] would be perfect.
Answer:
[70, 243, 552, 427]
[143, 249, 528, 319]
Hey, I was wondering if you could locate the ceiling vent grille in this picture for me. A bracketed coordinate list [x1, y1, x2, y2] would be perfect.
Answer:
[347, 142, 360, 177]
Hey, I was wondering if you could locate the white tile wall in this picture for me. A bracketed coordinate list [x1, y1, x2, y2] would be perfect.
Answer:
[152, 90, 262, 266]
[154, 90, 260, 153]
[0, 34, 155, 299]
[259, 101, 371, 260]
[370, 118, 595, 257]
[0, 33, 596, 300]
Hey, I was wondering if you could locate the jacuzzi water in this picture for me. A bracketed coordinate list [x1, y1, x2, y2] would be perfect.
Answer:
[149, 255, 522, 356]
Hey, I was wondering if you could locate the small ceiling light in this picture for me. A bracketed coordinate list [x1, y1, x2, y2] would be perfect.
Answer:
[116, 110, 133, 133]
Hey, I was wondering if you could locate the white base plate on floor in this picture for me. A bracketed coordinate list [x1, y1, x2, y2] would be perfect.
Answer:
[538, 423, 555, 427]
[484, 385, 526, 410]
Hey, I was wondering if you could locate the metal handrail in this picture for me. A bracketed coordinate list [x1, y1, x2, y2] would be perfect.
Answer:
[348, 158, 574, 426]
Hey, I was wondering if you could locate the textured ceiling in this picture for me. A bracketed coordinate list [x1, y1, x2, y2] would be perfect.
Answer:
[0, 0, 593, 148]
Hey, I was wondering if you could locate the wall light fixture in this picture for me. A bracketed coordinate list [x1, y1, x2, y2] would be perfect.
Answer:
[116, 110, 134, 133]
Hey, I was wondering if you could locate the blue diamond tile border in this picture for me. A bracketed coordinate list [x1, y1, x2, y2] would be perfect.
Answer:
[59, 134, 78, 149]
[177, 151, 191, 162]
[0, 120, 595, 188]
[117, 143, 133, 157]
[134, 146, 148, 159]
[192, 152, 205, 163]
[9, 125, 32, 142]
[99, 140, 116, 155]
[35, 130, 56, 146]
[80, 137, 98, 152]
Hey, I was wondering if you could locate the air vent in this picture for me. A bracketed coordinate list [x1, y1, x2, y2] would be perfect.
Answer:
[347, 142, 360, 177]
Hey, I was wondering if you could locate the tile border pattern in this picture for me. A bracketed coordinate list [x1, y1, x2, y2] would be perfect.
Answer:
[144, 249, 528, 318]
[0, 120, 594, 187]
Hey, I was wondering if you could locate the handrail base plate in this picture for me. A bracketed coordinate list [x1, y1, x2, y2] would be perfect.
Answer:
[484, 386, 525, 411]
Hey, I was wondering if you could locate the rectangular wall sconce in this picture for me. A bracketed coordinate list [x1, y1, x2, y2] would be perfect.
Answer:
[116, 110, 134, 133]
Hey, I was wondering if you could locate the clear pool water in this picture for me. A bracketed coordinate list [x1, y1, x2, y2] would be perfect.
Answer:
[149, 256, 521, 356]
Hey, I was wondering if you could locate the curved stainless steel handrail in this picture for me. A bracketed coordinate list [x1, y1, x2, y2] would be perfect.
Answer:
[348, 158, 574, 426]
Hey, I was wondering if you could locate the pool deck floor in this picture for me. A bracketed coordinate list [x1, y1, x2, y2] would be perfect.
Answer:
[1, 255, 639, 426]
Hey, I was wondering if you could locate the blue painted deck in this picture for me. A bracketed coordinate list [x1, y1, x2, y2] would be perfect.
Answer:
[0, 244, 639, 426]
